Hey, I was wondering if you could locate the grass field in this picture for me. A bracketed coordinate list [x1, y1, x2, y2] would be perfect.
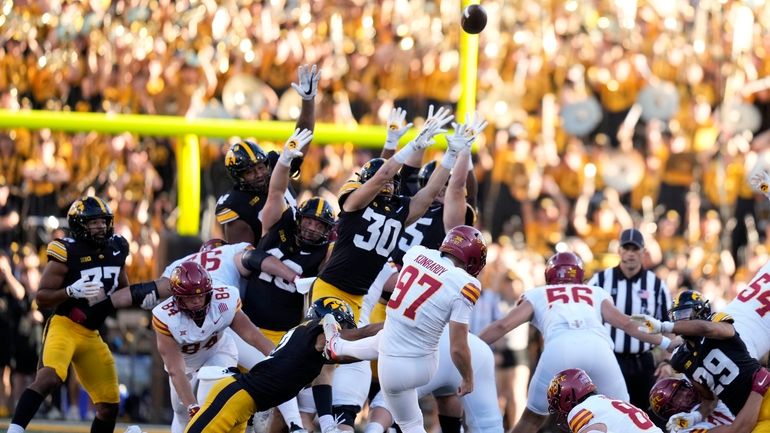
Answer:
[0, 419, 170, 433]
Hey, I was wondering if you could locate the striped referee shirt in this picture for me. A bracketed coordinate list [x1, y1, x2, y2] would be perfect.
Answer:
[587, 267, 672, 354]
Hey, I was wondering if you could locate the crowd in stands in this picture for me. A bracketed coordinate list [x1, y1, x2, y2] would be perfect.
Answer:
[3, 0, 770, 428]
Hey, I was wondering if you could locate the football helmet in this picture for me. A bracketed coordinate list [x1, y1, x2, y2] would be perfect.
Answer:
[170, 261, 213, 321]
[67, 196, 114, 246]
[417, 160, 438, 189]
[296, 197, 336, 246]
[225, 140, 269, 192]
[547, 368, 597, 423]
[200, 238, 227, 252]
[649, 378, 699, 419]
[358, 158, 399, 198]
[544, 252, 584, 285]
[306, 297, 356, 329]
[439, 225, 487, 277]
[669, 290, 711, 322]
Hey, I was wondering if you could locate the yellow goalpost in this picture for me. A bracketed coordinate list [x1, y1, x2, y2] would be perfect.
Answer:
[0, 3, 479, 236]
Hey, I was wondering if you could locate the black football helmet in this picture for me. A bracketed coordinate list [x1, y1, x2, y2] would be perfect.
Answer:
[306, 297, 356, 329]
[417, 160, 437, 189]
[296, 197, 336, 246]
[358, 158, 399, 199]
[67, 196, 114, 246]
[669, 290, 711, 322]
[225, 140, 269, 192]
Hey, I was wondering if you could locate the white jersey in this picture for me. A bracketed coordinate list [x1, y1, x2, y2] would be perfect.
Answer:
[152, 285, 242, 373]
[567, 395, 662, 433]
[162, 242, 250, 288]
[379, 246, 480, 357]
[677, 401, 733, 432]
[522, 283, 612, 345]
[723, 261, 770, 359]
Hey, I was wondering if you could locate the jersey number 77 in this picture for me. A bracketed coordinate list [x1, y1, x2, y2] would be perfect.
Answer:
[388, 265, 442, 319]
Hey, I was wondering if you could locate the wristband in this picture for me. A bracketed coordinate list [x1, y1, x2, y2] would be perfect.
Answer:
[659, 336, 671, 350]
[661, 321, 675, 333]
[384, 137, 399, 151]
[440, 150, 458, 169]
[242, 249, 271, 272]
[393, 144, 417, 164]
[278, 152, 293, 167]
[130, 281, 159, 307]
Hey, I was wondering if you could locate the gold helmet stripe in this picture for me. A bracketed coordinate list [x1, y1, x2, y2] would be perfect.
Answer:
[94, 197, 108, 213]
[241, 143, 258, 162]
[315, 198, 325, 217]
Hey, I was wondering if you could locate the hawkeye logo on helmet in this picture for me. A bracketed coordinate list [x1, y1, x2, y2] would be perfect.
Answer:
[69, 200, 85, 216]
[323, 298, 345, 311]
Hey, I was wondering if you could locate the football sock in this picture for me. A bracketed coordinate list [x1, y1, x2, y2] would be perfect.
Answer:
[11, 388, 45, 428]
[91, 415, 117, 433]
[438, 415, 462, 433]
[313, 385, 334, 432]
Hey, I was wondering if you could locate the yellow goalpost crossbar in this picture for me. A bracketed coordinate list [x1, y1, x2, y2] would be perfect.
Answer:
[0, 18, 479, 236]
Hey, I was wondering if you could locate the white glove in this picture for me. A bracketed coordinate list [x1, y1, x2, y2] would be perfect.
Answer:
[278, 128, 313, 167]
[443, 122, 473, 169]
[632, 314, 674, 334]
[66, 277, 104, 299]
[667, 410, 703, 432]
[140, 290, 159, 310]
[463, 111, 489, 144]
[290, 64, 320, 100]
[750, 170, 770, 196]
[394, 105, 453, 164]
[384, 107, 413, 150]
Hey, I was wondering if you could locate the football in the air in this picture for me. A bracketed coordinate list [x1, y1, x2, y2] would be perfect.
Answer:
[461, 4, 487, 34]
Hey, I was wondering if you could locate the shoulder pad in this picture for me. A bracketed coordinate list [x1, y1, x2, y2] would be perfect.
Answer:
[338, 180, 362, 204]
[46, 240, 68, 263]
[216, 207, 240, 224]
[710, 312, 734, 324]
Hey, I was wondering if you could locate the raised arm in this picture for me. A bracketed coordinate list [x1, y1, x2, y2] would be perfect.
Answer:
[407, 115, 479, 226]
[344, 106, 454, 213]
[261, 128, 313, 235]
[443, 113, 488, 230]
[380, 107, 413, 160]
[291, 64, 319, 133]
[478, 298, 535, 345]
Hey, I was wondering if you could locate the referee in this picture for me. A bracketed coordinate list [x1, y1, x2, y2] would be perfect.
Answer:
[587, 228, 673, 419]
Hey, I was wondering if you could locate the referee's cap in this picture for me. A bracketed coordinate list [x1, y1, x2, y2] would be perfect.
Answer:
[619, 228, 645, 248]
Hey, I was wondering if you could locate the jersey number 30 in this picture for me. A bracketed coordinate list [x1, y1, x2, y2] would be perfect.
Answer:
[354, 208, 403, 257]
[388, 265, 442, 319]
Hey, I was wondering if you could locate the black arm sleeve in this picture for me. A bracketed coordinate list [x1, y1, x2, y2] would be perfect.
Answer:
[241, 248, 272, 272]
[129, 281, 159, 307]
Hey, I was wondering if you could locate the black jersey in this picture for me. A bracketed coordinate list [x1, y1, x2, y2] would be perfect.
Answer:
[46, 235, 129, 330]
[391, 203, 445, 266]
[243, 208, 327, 331]
[237, 319, 327, 410]
[670, 312, 761, 415]
[215, 189, 267, 243]
[319, 182, 411, 295]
